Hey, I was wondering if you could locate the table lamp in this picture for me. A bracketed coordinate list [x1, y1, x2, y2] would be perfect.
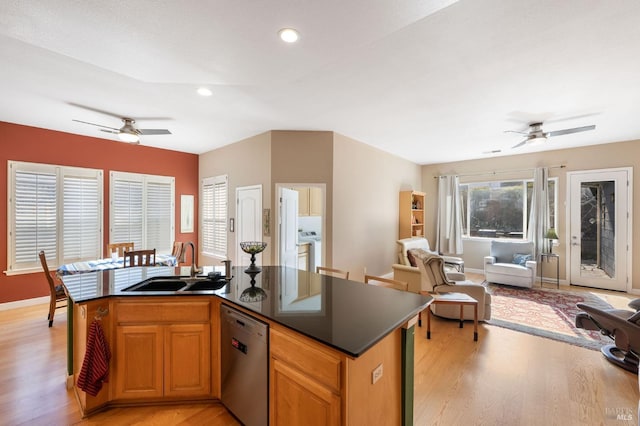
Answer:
[545, 228, 559, 254]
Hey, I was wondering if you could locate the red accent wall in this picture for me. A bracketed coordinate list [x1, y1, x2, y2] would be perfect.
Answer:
[0, 121, 199, 304]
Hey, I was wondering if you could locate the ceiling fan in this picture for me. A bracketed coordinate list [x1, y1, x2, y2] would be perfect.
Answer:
[507, 122, 595, 149]
[72, 117, 172, 144]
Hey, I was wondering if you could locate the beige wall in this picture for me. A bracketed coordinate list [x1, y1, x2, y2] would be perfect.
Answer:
[271, 130, 334, 265]
[422, 139, 640, 291]
[198, 129, 421, 282]
[333, 133, 422, 281]
[199, 131, 272, 266]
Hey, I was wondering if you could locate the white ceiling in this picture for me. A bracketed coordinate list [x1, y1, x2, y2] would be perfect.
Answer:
[1, 0, 640, 165]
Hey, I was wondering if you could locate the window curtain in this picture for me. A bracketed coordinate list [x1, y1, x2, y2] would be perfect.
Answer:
[527, 167, 549, 258]
[436, 175, 463, 255]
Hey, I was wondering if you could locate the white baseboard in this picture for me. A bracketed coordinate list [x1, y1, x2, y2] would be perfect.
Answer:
[0, 296, 49, 311]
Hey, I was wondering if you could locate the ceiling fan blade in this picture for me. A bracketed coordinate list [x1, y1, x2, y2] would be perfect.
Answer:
[138, 129, 172, 135]
[69, 102, 125, 119]
[99, 129, 119, 134]
[73, 119, 120, 131]
[512, 139, 528, 149]
[547, 125, 596, 137]
[69, 103, 173, 121]
[504, 130, 528, 135]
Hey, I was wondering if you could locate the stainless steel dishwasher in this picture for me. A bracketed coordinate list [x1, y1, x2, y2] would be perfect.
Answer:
[220, 304, 269, 426]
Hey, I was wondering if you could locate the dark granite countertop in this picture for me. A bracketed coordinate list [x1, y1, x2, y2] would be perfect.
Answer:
[62, 265, 431, 357]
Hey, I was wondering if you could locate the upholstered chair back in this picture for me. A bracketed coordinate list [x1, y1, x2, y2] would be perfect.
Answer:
[397, 237, 434, 266]
[409, 249, 453, 293]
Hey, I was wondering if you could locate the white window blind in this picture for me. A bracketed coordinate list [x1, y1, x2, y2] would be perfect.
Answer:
[63, 171, 102, 262]
[8, 161, 103, 273]
[110, 171, 174, 254]
[202, 175, 228, 258]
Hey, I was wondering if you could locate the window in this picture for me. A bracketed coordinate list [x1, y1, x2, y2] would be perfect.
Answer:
[201, 175, 228, 258]
[110, 172, 174, 254]
[460, 178, 557, 239]
[7, 161, 103, 273]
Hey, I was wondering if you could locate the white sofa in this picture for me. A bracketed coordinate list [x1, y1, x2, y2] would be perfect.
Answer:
[484, 240, 537, 288]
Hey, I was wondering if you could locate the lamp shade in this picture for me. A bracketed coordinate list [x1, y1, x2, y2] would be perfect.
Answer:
[545, 228, 559, 240]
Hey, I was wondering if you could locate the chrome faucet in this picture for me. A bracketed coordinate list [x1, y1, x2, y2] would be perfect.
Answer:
[185, 241, 201, 278]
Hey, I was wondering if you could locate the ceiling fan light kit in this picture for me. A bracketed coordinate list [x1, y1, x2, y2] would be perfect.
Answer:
[118, 131, 140, 144]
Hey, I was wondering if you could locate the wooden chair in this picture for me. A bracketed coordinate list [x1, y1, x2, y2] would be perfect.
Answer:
[39, 250, 68, 327]
[316, 266, 350, 280]
[171, 241, 184, 263]
[364, 275, 408, 291]
[124, 249, 156, 267]
[107, 242, 134, 257]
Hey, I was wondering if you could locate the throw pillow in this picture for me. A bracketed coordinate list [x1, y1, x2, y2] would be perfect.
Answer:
[407, 250, 417, 267]
[512, 253, 532, 266]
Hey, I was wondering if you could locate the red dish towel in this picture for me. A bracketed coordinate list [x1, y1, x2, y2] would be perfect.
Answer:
[77, 319, 111, 397]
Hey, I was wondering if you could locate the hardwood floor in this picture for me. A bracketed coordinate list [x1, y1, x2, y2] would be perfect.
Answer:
[1, 285, 638, 425]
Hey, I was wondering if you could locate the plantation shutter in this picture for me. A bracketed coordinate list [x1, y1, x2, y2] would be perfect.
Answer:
[146, 181, 173, 253]
[62, 171, 102, 263]
[8, 161, 103, 273]
[13, 169, 58, 269]
[110, 172, 174, 253]
[202, 175, 227, 258]
[111, 177, 144, 249]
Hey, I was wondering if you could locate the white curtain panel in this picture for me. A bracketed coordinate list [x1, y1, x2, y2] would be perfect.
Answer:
[436, 175, 463, 255]
[527, 167, 549, 258]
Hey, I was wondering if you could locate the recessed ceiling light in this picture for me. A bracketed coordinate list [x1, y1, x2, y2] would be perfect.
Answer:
[197, 87, 213, 97]
[278, 28, 299, 43]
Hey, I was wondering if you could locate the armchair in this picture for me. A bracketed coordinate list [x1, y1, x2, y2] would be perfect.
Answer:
[484, 240, 537, 288]
[575, 300, 640, 373]
[392, 237, 465, 293]
[411, 249, 491, 321]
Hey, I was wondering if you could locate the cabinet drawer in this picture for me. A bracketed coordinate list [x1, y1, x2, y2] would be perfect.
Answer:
[270, 327, 342, 393]
[116, 300, 210, 323]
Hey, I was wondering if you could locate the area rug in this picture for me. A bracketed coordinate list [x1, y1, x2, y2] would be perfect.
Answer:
[486, 284, 614, 350]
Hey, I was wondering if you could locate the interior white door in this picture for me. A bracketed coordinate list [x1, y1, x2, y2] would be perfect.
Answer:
[236, 185, 262, 267]
[279, 188, 299, 269]
[568, 168, 631, 291]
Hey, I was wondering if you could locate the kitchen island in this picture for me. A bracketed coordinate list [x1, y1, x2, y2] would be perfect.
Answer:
[63, 266, 431, 425]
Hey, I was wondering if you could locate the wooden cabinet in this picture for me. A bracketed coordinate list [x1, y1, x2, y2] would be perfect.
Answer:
[164, 323, 211, 397]
[113, 299, 212, 401]
[114, 324, 164, 399]
[297, 242, 309, 271]
[399, 190, 425, 239]
[270, 326, 342, 425]
[296, 187, 322, 216]
[309, 187, 322, 216]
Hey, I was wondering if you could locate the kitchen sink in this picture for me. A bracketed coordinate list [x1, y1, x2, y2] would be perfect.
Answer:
[122, 275, 228, 292]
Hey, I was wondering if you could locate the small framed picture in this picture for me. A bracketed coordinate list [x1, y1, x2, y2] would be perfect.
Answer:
[181, 195, 194, 233]
[263, 208, 271, 236]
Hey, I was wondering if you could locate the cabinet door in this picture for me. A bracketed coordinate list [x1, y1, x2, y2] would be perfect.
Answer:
[164, 323, 211, 397]
[297, 244, 309, 271]
[271, 358, 341, 426]
[309, 187, 322, 216]
[296, 188, 310, 216]
[114, 324, 164, 400]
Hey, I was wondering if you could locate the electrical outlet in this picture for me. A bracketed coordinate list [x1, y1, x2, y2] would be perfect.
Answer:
[372, 363, 383, 384]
